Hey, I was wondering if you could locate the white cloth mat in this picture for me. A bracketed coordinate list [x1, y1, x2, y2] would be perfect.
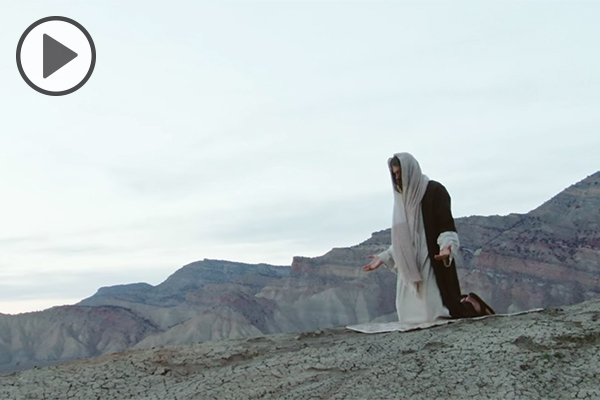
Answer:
[346, 308, 545, 333]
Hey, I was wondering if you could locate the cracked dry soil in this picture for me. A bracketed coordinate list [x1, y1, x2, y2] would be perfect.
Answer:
[1, 299, 600, 399]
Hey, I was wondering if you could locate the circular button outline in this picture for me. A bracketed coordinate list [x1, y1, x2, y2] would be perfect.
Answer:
[16, 16, 96, 96]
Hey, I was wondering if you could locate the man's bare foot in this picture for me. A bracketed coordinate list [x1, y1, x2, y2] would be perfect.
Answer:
[461, 295, 482, 314]
[461, 293, 495, 316]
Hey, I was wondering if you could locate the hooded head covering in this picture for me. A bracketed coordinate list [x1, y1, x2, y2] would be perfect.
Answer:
[388, 152, 430, 297]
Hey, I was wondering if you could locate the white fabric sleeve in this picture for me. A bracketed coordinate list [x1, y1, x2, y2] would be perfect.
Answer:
[377, 245, 397, 272]
[437, 231, 460, 267]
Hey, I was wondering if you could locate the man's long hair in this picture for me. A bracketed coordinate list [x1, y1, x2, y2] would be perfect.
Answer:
[389, 156, 402, 193]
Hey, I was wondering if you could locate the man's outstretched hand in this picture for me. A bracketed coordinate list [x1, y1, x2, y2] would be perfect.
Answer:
[434, 244, 452, 266]
[363, 255, 383, 271]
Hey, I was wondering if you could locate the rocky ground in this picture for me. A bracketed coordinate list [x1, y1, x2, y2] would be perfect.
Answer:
[2, 299, 600, 400]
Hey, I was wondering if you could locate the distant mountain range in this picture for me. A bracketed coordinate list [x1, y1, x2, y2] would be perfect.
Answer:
[1, 171, 599, 374]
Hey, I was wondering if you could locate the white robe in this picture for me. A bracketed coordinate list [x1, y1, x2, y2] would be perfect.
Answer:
[377, 231, 459, 325]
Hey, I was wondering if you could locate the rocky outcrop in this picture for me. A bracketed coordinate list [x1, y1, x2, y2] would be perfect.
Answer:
[455, 171, 600, 313]
[78, 260, 290, 331]
[0, 306, 159, 375]
[256, 248, 397, 333]
[2, 299, 600, 399]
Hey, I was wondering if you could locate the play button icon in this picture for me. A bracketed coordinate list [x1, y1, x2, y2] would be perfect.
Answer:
[43, 34, 78, 79]
[17, 17, 96, 96]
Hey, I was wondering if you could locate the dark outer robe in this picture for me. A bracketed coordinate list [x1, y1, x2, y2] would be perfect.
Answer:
[421, 180, 478, 319]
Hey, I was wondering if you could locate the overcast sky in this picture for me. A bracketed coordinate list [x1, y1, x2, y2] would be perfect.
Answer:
[1, 1, 599, 314]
